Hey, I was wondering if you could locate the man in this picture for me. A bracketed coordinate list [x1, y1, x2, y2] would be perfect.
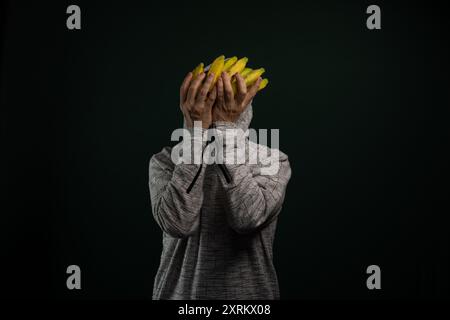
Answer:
[149, 68, 291, 299]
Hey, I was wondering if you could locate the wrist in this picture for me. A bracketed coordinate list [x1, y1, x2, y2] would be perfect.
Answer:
[212, 110, 240, 124]
[185, 119, 211, 129]
[212, 121, 238, 130]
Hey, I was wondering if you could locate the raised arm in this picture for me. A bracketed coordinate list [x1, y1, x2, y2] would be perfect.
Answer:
[149, 142, 205, 238]
[148, 71, 217, 238]
[211, 72, 292, 234]
[215, 125, 291, 234]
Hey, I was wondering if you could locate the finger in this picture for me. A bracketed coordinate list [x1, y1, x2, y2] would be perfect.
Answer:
[222, 72, 234, 103]
[242, 77, 262, 107]
[206, 85, 217, 108]
[198, 72, 215, 101]
[180, 72, 193, 104]
[217, 77, 224, 104]
[235, 73, 247, 102]
[187, 72, 206, 104]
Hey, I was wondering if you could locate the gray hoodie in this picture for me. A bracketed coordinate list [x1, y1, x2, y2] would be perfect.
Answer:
[149, 103, 291, 299]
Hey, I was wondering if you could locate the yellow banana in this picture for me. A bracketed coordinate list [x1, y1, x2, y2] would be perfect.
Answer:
[223, 56, 238, 72]
[245, 68, 265, 86]
[192, 63, 204, 79]
[193, 56, 268, 93]
[258, 78, 269, 91]
[240, 68, 253, 78]
[207, 55, 225, 90]
[228, 57, 248, 76]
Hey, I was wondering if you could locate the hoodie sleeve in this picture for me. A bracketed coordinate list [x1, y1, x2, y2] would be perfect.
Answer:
[212, 122, 292, 234]
[148, 130, 207, 238]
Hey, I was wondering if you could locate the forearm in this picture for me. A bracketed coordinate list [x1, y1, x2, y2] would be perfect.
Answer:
[212, 122, 291, 233]
[152, 164, 206, 237]
[150, 129, 208, 237]
[222, 164, 277, 233]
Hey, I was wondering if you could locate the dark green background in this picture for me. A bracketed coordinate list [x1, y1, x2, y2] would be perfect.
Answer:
[1, 1, 449, 299]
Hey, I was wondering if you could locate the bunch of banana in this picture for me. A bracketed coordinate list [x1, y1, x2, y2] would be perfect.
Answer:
[192, 55, 269, 93]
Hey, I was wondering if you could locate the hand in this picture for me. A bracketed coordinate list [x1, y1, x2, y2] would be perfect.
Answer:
[213, 72, 262, 123]
[180, 72, 217, 129]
